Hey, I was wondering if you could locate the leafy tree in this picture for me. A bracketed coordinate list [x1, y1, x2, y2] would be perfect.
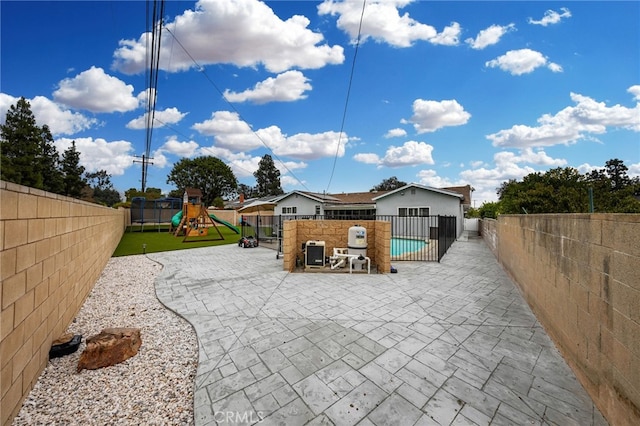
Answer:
[1, 98, 68, 194]
[253, 154, 283, 197]
[125, 187, 162, 201]
[212, 196, 225, 209]
[237, 183, 257, 199]
[497, 167, 588, 214]
[586, 159, 640, 212]
[86, 170, 121, 207]
[465, 207, 480, 218]
[39, 125, 64, 194]
[167, 189, 183, 200]
[1, 97, 45, 188]
[167, 156, 238, 207]
[61, 141, 86, 197]
[478, 202, 501, 219]
[370, 176, 407, 192]
[497, 159, 640, 214]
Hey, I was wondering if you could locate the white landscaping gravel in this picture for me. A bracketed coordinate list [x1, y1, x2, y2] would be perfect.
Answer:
[12, 255, 198, 426]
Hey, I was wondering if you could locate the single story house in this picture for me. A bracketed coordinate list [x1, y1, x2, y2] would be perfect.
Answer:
[270, 183, 472, 238]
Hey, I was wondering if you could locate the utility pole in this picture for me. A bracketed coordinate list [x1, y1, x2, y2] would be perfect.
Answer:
[133, 154, 154, 192]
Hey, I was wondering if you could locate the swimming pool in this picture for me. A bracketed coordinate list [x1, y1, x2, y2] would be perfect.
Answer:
[391, 237, 428, 257]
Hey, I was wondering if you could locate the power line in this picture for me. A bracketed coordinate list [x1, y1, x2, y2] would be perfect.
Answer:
[140, 0, 165, 192]
[163, 25, 311, 193]
[325, 0, 367, 194]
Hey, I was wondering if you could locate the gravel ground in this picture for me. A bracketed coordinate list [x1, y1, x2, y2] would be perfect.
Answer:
[12, 255, 198, 426]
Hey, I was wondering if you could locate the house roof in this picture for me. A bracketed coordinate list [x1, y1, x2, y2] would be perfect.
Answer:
[328, 191, 391, 204]
[273, 191, 339, 204]
[371, 183, 465, 201]
[274, 185, 468, 207]
[442, 185, 473, 206]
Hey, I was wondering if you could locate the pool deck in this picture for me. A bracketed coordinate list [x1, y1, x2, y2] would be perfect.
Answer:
[149, 237, 607, 426]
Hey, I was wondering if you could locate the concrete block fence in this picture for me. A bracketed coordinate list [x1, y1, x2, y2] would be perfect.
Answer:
[481, 214, 640, 426]
[1, 181, 126, 425]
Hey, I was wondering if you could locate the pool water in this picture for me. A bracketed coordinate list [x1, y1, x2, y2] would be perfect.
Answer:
[391, 237, 427, 256]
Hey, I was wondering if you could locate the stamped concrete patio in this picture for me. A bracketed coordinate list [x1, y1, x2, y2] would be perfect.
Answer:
[149, 238, 607, 426]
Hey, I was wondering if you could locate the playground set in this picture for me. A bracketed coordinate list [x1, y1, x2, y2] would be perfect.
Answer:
[170, 188, 240, 242]
[130, 188, 240, 243]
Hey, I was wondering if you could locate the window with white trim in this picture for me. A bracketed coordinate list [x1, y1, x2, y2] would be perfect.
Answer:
[282, 206, 297, 214]
[398, 207, 429, 217]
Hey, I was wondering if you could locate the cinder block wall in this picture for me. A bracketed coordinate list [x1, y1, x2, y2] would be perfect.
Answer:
[481, 214, 640, 426]
[374, 221, 391, 273]
[0, 181, 126, 426]
[282, 220, 391, 273]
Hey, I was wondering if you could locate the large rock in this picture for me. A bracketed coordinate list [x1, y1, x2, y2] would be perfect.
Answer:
[77, 328, 142, 372]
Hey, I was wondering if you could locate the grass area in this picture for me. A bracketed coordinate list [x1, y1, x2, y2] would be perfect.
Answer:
[113, 225, 240, 257]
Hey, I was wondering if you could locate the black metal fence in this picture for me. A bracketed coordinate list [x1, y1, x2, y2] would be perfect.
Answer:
[239, 214, 457, 262]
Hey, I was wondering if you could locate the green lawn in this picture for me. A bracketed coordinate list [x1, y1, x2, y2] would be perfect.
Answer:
[113, 225, 240, 257]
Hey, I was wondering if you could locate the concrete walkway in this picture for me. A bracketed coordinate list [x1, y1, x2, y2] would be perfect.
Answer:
[149, 238, 607, 426]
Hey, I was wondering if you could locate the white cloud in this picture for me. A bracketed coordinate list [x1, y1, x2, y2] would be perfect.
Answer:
[382, 141, 434, 167]
[281, 174, 304, 189]
[318, 0, 460, 47]
[465, 23, 515, 50]
[223, 70, 312, 104]
[416, 169, 459, 188]
[195, 145, 307, 180]
[193, 111, 261, 151]
[52, 67, 139, 113]
[487, 90, 640, 148]
[459, 154, 536, 203]
[126, 107, 188, 130]
[281, 131, 348, 160]
[54, 137, 135, 175]
[193, 110, 349, 160]
[528, 7, 572, 26]
[495, 148, 567, 167]
[112, 0, 344, 74]
[627, 162, 640, 178]
[157, 137, 200, 158]
[485, 48, 562, 75]
[149, 150, 169, 169]
[402, 99, 471, 133]
[384, 128, 407, 138]
[355, 141, 434, 168]
[576, 162, 599, 176]
[628, 85, 640, 101]
[0, 94, 98, 136]
[430, 22, 462, 46]
[449, 148, 566, 204]
[353, 153, 380, 164]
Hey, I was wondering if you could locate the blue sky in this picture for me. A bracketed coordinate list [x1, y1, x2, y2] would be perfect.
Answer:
[2, 0, 639, 205]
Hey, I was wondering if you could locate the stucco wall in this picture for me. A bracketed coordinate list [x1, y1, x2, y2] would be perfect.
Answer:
[481, 214, 640, 426]
[282, 220, 391, 274]
[275, 194, 320, 216]
[376, 189, 463, 237]
[1, 181, 126, 426]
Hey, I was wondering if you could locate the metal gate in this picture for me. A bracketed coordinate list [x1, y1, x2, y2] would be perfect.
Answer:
[378, 215, 457, 262]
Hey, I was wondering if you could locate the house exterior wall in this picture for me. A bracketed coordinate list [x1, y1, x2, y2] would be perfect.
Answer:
[480, 214, 640, 426]
[1, 181, 126, 426]
[275, 194, 323, 216]
[375, 188, 463, 236]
